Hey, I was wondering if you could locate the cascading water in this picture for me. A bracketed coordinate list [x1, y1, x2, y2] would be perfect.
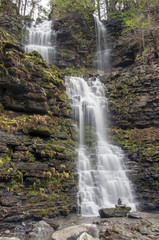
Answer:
[65, 76, 136, 216]
[94, 16, 110, 73]
[25, 20, 56, 63]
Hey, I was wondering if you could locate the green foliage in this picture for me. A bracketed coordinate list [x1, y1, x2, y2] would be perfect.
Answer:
[50, 0, 95, 19]
[123, 0, 158, 31]
[124, 14, 149, 33]
[136, 48, 149, 64]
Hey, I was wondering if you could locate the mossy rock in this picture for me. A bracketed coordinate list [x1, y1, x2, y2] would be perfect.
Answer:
[99, 207, 131, 218]
[29, 126, 51, 137]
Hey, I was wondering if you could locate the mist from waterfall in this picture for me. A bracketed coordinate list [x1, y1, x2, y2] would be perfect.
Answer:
[94, 16, 111, 73]
[25, 20, 56, 63]
[65, 76, 137, 216]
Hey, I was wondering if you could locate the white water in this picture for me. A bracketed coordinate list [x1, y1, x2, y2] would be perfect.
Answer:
[65, 76, 136, 216]
[25, 21, 56, 63]
[94, 16, 110, 72]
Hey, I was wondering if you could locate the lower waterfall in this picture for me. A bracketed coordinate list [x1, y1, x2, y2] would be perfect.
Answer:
[65, 76, 136, 216]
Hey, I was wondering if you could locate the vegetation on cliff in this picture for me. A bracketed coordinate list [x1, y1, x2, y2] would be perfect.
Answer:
[0, 0, 78, 230]
[0, 0, 158, 234]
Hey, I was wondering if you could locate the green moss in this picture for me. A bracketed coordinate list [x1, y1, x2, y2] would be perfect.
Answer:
[61, 205, 70, 216]
[28, 153, 36, 163]
[29, 209, 49, 218]
[29, 126, 51, 137]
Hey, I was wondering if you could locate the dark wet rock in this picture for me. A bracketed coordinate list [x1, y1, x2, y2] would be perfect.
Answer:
[99, 207, 131, 218]
[53, 11, 96, 71]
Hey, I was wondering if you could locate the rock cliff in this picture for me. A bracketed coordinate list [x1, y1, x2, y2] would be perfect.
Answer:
[101, 51, 159, 211]
[0, 0, 159, 234]
[0, 0, 77, 231]
[53, 9, 96, 73]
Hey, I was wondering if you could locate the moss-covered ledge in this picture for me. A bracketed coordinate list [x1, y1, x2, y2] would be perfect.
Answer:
[107, 127, 159, 210]
[0, 28, 78, 231]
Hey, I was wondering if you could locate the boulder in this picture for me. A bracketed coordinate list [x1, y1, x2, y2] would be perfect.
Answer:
[77, 232, 98, 240]
[29, 221, 54, 240]
[52, 224, 99, 240]
[99, 207, 131, 218]
[14, 225, 26, 239]
[127, 212, 142, 219]
[0, 238, 20, 240]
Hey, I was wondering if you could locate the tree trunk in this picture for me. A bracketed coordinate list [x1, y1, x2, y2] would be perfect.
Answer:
[111, 0, 116, 11]
[24, 0, 28, 16]
[105, 0, 109, 14]
[97, 0, 101, 20]
[151, 30, 159, 58]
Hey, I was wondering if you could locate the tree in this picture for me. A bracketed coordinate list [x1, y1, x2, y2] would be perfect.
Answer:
[96, 0, 101, 19]
[123, 0, 159, 58]
[12, 0, 43, 18]
[50, 0, 95, 18]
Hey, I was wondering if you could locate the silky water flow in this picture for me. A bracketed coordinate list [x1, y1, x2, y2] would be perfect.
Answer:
[65, 76, 137, 216]
[25, 20, 56, 63]
[94, 16, 111, 73]
[24, 15, 137, 217]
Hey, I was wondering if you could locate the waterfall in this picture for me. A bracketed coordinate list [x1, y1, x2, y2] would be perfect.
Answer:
[25, 20, 56, 63]
[65, 76, 136, 216]
[94, 16, 110, 73]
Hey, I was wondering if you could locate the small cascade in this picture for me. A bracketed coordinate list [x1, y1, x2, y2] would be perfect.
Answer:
[25, 20, 56, 63]
[94, 16, 110, 73]
[65, 76, 136, 216]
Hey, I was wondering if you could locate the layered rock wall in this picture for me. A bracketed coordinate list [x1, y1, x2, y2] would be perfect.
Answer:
[101, 64, 159, 210]
[53, 11, 96, 72]
[0, 12, 77, 231]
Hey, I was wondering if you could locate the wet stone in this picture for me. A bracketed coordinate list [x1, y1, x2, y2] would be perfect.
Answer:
[99, 207, 131, 218]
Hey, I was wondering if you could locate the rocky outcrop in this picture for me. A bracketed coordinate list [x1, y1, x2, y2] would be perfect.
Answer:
[99, 207, 131, 218]
[0, 26, 77, 231]
[101, 65, 159, 129]
[98, 217, 159, 239]
[53, 11, 96, 72]
[100, 64, 159, 211]
[0, 0, 23, 42]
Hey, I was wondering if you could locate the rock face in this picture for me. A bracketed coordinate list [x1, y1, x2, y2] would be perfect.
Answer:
[0, 0, 23, 41]
[0, 3, 77, 231]
[99, 207, 131, 218]
[101, 65, 159, 211]
[101, 65, 159, 129]
[53, 10, 96, 71]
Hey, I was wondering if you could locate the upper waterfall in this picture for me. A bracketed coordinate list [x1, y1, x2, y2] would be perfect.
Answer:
[94, 16, 111, 73]
[65, 76, 137, 216]
[25, 20, 56, 63]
